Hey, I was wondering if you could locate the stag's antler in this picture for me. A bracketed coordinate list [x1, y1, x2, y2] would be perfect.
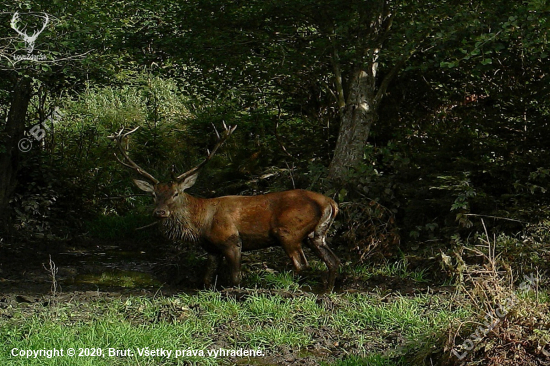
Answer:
[108, 127, 160, 184]
[175, 122, 237, 182]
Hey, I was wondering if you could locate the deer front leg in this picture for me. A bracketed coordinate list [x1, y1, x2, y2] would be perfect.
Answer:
[204, 253, 222, 288]
[277, 231, 309, 272]
[222, 235, 243, 286]
[283, 246, 309, 272]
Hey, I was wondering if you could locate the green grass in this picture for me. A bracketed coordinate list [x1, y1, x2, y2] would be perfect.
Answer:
[326, 354, 404, 366]
[346, 259, 430, 284]
[2, 313, 214, 365]
[244, 257, 432, 293]
[245, 270, 302, 291]
[0, 290, 470, 365]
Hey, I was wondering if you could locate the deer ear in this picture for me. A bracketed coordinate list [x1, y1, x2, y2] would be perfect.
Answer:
[133, 179, 155, 193]
[178, 172, 199, 191]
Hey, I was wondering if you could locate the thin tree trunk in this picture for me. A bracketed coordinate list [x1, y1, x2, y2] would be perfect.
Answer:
[328, 66, 378, 181]
[0, 76, 32, 232]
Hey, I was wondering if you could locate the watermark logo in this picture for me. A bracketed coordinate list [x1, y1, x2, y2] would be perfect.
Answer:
[10, 11, 49, 61]
[452, 273, 548, 360]
[18, 108, 63, 153]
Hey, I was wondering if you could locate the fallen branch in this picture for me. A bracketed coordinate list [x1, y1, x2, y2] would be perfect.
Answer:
[464, 214, 525, 223]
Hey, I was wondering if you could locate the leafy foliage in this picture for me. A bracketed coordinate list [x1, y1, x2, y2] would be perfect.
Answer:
[1, 0, 549, 259]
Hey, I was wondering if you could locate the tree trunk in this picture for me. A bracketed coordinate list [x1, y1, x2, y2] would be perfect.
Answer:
[325, 0, 399, 184]
[328, 66, 378, 182]
[0, 76, 32, 232]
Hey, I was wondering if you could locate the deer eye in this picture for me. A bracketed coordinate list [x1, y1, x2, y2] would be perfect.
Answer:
[173, 192, 179, 198]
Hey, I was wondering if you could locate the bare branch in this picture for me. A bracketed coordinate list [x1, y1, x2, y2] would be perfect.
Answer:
[330, 44, 346, 112]
[274, 104, 295, 160]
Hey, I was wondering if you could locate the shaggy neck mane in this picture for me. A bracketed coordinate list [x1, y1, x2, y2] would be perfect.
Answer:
[159, 194, 205, 242]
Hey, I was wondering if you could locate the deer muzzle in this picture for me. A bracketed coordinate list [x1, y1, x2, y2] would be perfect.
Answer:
[153, 208, 170, 218]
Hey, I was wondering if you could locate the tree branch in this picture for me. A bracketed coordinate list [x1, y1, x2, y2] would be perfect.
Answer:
[373, 23, 432, 109]
[373, 56, 406, 108]
[330, 42, 346, 112]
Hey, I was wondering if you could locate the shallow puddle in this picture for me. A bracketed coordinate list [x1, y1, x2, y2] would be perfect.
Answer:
[56, 244, 162, 289]
[71, 269, 161, 288]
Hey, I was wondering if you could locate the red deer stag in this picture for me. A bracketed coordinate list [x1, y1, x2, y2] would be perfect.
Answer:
[109, 124, 340, 290]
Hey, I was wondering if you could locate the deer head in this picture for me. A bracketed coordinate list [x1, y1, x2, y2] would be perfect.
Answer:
[109, 123, 237, 219]
[11, 12, 49, 54]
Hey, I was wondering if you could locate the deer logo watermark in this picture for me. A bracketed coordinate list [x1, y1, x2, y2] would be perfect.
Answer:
[10, 11, 49, 61]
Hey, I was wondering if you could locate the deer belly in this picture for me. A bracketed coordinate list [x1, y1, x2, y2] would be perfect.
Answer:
[241, 233, 279, 251]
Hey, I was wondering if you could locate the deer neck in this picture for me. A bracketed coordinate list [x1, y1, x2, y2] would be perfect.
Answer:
[160, 194, 205, 242]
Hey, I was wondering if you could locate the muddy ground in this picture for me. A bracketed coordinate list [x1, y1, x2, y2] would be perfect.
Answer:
[0, 237, 451, 365]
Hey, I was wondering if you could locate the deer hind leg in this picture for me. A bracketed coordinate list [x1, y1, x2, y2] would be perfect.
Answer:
[307, 203, 340, 290]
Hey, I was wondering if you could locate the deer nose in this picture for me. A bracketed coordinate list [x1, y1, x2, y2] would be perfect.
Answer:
[153, 209, 169, 218]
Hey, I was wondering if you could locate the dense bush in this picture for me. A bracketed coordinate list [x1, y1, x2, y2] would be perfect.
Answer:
[9, 68, 550, 262]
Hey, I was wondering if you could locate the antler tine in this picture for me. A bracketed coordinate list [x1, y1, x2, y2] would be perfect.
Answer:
[10, 12, 25, 37]
[211, 122, 221, 139]
[170, 164, 178, 181]
[108, 126, 160, 184]
[35, 13, 49, 37]
[175, 123, 237, 182]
